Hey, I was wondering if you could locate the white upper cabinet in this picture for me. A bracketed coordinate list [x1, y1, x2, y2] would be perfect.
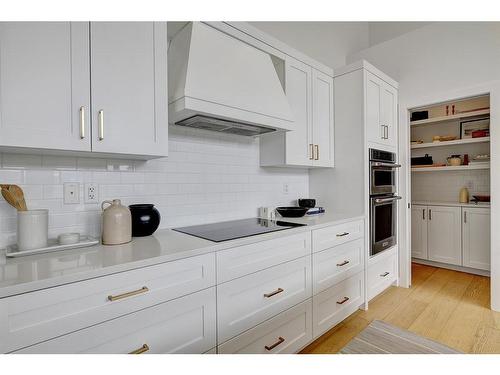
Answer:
[0, 22, 167, 159]
[90, 22, 168, 157]
[365, 70, 398, 150]
[0, 22, 90, 152]
[260, 56, 334, 168]
[462, 207, 490, 271]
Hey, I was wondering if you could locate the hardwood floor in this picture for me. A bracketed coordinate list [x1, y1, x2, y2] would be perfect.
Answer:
[300, 263, 500, 353]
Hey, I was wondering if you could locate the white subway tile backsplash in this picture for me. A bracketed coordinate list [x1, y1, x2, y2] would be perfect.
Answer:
[0, 128, 309, 247]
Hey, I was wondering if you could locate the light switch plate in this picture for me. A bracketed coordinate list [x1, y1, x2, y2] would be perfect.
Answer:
[63, 183, 80, 204]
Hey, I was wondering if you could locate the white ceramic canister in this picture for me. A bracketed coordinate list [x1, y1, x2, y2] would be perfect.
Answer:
[17, 209, 49, 251]
[101, 199, 132, 245]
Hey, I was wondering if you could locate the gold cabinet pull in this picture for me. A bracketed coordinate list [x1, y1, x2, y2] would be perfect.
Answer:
[79, 106, 85, 139]
[129, 344, 149, 354]
[108, 286, 149, 301]
[98, 110, 104, 140]
[336, 232, 349, 237]
[314, 145, 319, 160]
[380, 272, 390, 277]
[336, 296, 350, 305]
[336, 260, 350, 267]
[264, 288, 284, 298]
[309, 144, 314, 160]
[265, 336, 285, 351]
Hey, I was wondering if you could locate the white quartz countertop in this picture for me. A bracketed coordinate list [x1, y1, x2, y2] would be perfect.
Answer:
[0, 212, 363, 298]
[412, 200, 490, 208]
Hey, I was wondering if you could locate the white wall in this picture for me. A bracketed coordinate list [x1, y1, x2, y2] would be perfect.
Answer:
[250, 22, 369, 69]
[348, 21, 500, 309]
[0, 127, 308, 247]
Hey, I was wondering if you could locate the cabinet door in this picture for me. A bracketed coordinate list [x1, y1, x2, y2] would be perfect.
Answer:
[312, 69, 334, 167]
[90, 22, 168, 157]
[427, 206, 461, 265]
[462, 207, 490, 271]
[411, 205, 428, 259]
[365, 71, 384, 146]
[380, 82, 398, 148]
[284, 57, 313, 166]
[0, 22, 90, 151]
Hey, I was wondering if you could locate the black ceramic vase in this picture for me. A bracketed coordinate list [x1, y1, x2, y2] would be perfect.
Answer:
[129, 204, 161, 237]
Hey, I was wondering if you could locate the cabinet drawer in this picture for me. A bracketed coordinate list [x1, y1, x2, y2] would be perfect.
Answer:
[0, 253, 215, 353]
[218, 299, 312, 354]
[217, 232, 311, 283]
[14, 287, 216, 354]
[313, 238, 364, 294]
[312, 219, 364, 252]
[217, 256, 312, 343]
[312, 272, 364, 339]
[368, 251, 397, 300]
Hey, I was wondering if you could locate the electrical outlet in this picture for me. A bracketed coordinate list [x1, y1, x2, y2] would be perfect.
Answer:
[282, 183, 289, 194]
[85, 183, 99, 204]
[63, 183, 80, 204]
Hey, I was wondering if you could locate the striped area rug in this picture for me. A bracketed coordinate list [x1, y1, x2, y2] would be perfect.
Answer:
[340, 320, 462, 354]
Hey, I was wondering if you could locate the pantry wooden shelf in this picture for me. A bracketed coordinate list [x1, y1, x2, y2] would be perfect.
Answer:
[410, 108, 490, 126]
[411, 137, 490, 149]
[411, 164, 490, 172]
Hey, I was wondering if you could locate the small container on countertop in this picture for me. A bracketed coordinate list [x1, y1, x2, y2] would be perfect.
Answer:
[101, 199, 132, 245]
[17, 209, 48, 251]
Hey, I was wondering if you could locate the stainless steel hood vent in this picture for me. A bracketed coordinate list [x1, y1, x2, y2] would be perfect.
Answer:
[175, 115, 276, 136]
[168, 22, 294, 135]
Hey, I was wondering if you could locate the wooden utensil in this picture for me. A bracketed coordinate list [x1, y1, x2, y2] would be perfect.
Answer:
[0, 184, 27, 211]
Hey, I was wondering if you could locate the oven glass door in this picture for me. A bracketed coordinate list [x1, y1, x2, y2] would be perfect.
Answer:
[371, 166, 396, 195]
[371, 197, 397, 256]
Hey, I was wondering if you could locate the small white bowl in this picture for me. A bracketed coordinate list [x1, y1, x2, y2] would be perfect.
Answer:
[58, 233, 80, 245]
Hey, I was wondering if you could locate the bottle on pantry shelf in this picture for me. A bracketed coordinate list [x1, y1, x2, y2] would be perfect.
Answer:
[459, 187, 470, 204]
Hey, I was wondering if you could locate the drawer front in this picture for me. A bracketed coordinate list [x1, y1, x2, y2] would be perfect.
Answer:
[217, 232, 311, 283]
[217, 256, 312, 343]
[0, 253, 215, 353]
[368, 252, 397, 300]
[14, 287, 216, 354]
[312, 219, 364, 253]
[313, 238, 364, 294]
[312, 272, 364, 339]
[218, 299, 312, 354]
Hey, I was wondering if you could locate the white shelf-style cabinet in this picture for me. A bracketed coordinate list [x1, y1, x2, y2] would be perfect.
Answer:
[412, 204, 490, 271]
[0, 22, 168, 159]
[260, 56, 334, 168]
[0, 22, 91, 152]
[365, 70, 398, 149]
[463, 207, 491, 271]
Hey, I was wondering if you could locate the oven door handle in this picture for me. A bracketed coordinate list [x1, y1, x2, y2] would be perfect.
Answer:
[374, 196, 402, 204]
[371, 162, 401, 168]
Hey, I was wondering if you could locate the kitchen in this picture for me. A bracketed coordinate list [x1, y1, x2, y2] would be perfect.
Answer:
[1, 2, 500, 368]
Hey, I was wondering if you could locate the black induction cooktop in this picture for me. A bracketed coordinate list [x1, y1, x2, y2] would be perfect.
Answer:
[172, 218, 306, 242]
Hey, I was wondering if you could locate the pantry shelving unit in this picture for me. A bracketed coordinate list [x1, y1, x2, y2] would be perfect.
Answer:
[411, 136, 490, 149]
[410, 108, 490, 127]
[411, 164, 490, 172]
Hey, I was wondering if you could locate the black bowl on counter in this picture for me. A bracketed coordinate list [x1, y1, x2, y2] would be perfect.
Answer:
[275, 206, 308, 218]
[298, 199, 316, 208]
[129, 204, 161, 237]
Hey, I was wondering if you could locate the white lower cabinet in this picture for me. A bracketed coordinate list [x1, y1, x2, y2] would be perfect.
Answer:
[463, 207, 491, 271]
[367, 250, 397, 300]
[14, 287, 216, 354]
[427, 206, 461, 265]
[312, 272, 364, 338]
[218, 299, 312, 354]
[217, 256, 312, 343]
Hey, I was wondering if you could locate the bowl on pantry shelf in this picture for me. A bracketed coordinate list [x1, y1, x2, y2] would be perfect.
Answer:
[471, 195, 490, 203]
[297, 199, 316, 208]
[275, 207, 308, 218]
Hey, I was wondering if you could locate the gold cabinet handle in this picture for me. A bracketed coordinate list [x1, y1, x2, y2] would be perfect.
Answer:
[79, 106, 85, 139]
[309, 144, 314, 160]
[129, 344, 149, 354]
[336, 296, 350, 305]
[314, 144, 319, 160]
[265, 337, 285, 351]
[336, 260, 350, 267]
[98, 110, 104, 140]
[336, 232, 349, 237]
[264, 288, 284, 298]
[108, 286, 149, 301]
[380, 272, 390, 277]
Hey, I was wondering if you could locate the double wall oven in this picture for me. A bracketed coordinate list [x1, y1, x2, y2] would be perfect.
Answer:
[369, 149, 401, 257]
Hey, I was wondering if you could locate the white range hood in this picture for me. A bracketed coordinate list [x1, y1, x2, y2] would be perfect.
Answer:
[168, 22, 294, 136]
